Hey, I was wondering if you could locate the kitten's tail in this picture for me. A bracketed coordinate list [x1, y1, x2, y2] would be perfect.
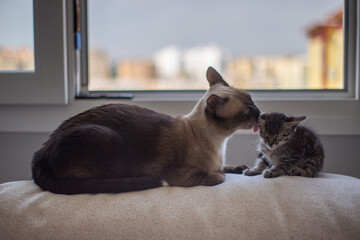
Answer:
[32, 151, 164, 195]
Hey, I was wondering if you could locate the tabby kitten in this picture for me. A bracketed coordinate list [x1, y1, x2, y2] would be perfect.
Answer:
[244, 112, 324, 178]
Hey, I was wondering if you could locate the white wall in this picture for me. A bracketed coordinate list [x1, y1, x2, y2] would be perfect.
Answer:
[0, 132, 359, 184]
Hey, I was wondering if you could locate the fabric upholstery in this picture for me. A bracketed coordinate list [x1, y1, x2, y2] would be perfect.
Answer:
[0, 173, 359, 240]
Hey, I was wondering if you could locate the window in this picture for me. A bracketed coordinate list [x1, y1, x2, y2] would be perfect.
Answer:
[0, 0, 34, 72]
[0, 0, 69, 105]
[82, 0, 348, 95]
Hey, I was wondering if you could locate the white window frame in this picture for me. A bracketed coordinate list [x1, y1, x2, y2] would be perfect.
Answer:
[78, 0, 358, 101]
[0, 0, 70, 105]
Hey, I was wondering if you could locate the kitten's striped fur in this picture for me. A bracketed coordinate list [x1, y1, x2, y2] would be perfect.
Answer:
[244, 112, 324, 178]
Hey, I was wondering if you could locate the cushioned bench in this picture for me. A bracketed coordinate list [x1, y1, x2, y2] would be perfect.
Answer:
[1, 173, 359, 240]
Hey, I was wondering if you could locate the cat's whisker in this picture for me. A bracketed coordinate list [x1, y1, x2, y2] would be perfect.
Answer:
[279, 145, 290, 156]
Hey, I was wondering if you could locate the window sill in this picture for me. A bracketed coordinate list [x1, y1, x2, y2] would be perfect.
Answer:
[0, 98, 359, 135]
[79, 89, 359, 102]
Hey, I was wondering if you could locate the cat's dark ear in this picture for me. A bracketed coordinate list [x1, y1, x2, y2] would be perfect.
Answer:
[285, 116, 307, 129]
[206, 94, 228, 116]
[206, 67, 229, 87]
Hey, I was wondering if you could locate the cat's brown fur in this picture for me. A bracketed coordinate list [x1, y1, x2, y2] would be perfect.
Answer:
[32, 67, 260, 194]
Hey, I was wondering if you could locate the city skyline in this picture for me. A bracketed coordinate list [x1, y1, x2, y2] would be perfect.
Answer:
[87, 6, 343, 91]
[88, 44, 308, 91]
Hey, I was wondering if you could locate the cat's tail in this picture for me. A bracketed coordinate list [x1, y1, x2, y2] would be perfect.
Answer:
[32, 151, 165, 195]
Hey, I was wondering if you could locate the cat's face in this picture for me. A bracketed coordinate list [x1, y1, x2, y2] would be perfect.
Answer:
[259, 113, 306, 149]
[204, 67, 260, 132]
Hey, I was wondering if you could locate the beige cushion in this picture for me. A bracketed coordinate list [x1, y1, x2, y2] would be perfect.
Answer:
[0, 173, 359, 240]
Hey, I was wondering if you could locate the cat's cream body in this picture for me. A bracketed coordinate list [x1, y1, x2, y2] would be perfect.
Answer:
[32, 67, 260, 194]
[180, 83, 257, 175]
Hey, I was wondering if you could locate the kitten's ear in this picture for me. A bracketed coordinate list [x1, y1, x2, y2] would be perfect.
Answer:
[259, 113, 268, 122]
[206, 67, 229, 87]
[206, 94, 228, 116]
[285, 116, 307, 129]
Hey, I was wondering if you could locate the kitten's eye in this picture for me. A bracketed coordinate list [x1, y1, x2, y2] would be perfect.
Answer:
[283, 134, 290, 137]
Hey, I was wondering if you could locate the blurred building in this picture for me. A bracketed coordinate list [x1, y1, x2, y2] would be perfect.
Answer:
[153, 44, 225, 89]
[0, 47, 34, 71]
[226, 56, 306, 90]
[89, 49, 111, 79]
[117, 60, 155, 79]
[183, 44, 225, 83]
[88, 49, 113, 90]
[306, 9, 343, 89]
[153, 45, 182, 79]
[115, 60, 156, 90]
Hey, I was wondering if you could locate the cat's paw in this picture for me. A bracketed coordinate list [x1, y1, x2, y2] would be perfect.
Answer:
[234, 165, 249, 173]
[224, 165, 249, 174]
[244, 169, 262, 176]
[263, 170, 280, 178]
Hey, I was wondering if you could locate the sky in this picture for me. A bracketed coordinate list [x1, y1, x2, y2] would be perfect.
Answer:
[0, 0, 34, 48]
[88, 0, 342, 60]
[0, 0, 342, 60]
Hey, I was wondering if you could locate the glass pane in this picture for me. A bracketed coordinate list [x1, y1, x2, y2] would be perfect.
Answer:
[88, 0, 343, 91]
[0, 0, 34, 72]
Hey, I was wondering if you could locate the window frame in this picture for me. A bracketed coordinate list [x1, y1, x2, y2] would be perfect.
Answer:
[0, 0, 70, 105]
[77, 0, 358, 102]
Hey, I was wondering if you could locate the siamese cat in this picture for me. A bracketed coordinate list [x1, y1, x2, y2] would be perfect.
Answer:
[32, 67, 260, 194]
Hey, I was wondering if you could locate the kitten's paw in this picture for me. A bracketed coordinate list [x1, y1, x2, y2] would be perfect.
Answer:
[263, 170, 280, 178]
[290, 168, 317, 178]
[244, 169, 262, 176]
[289, 168, 303, 176]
